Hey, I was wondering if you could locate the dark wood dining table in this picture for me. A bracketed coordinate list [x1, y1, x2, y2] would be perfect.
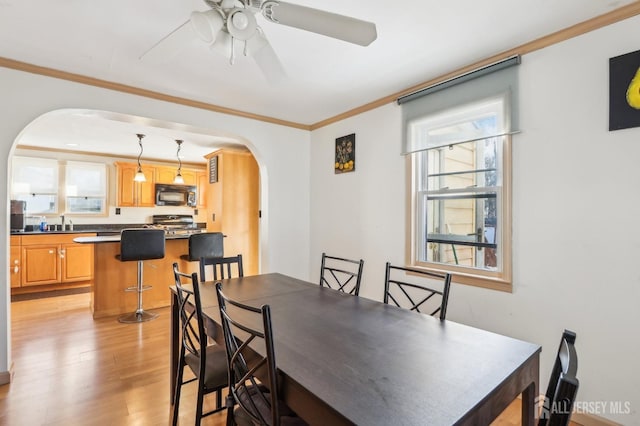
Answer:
[169, 273, 541, 425]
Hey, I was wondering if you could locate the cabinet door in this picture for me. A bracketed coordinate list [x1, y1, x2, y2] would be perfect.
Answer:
[62, 243, 94, 282]
[155, 166, 176, 184]
[137, 166, 156, 207]
[117, 164, 137, 206]
[22, 245, 60, 286]
[181, 169, 197, 185]
[196, 171, 208, 208]
[9, 245, 21, 288]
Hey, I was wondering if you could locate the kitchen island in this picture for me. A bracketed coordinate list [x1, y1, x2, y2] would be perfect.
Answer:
[74, 234, 199, 318]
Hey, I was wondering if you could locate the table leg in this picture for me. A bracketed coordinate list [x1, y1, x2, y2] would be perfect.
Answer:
[169, 290, 179, 406]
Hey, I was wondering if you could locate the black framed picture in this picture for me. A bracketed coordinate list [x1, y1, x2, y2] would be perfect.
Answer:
[335, 133, 356, 174]
[609, 49, 640, 131]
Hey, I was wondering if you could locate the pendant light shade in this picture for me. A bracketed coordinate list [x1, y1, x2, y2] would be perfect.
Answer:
[134, 133, 146, 182]
[174, 139, 184, 184]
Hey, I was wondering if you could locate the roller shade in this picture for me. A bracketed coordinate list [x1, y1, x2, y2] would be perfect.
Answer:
[400, 56, 521, 154]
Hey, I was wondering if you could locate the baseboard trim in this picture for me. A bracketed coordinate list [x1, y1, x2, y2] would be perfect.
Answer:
[572, 412, 623, 426]
[0, 364, 14, 385]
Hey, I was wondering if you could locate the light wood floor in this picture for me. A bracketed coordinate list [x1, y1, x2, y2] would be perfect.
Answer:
[2, 292, 534, 425]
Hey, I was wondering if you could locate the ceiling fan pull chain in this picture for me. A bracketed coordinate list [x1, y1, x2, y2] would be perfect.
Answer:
[230, 36, 236, 65]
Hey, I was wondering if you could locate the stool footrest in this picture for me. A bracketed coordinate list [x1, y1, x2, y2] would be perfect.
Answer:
[124, 285, 152, 292]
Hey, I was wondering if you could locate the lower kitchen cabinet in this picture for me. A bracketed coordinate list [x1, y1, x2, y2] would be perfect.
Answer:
[19, 233, 94, 287]
[9, 236, 21, 289]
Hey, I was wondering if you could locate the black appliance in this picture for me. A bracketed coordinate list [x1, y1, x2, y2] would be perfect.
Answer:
[155, 184, 197, 207]
[10, 200, 26, 232]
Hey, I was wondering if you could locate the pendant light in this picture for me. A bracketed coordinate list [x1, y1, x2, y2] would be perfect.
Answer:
[174, 140, 185, 184]
[134, 134, 146, 182]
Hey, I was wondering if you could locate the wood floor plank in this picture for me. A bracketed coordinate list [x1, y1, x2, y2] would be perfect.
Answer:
[2, 292, 546, 425]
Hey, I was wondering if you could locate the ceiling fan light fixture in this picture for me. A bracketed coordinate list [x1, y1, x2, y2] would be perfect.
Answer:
[227, 9, 257, 41]
[190, 10, 224, 44]
[174, 139, 185, 184]
[134, 133, 146, 182]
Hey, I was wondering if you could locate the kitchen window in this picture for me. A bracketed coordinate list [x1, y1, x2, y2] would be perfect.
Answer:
[409, 95, 512, 290]
[11, 157, 107, 215]
[11, 156, 59, 214]
[65, 161, 107, 214]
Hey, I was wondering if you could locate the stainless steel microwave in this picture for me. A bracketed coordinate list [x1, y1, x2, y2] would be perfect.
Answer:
[155, 184, 197, 207]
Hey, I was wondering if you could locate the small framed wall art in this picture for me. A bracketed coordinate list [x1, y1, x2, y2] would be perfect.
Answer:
[335, 133, 356, 174]
[209, 155, 218, 183]
[609, 49, 640, 131]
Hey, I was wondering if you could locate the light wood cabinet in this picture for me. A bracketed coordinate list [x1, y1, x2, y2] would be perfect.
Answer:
[156, 165, 198, 185]
[116, 162, 155, 207]
[62, 243, 94, 282]
[20, 234, 94, 287]
[10, 236, 21, 288]
[196, 171, 207, 208]
[204, 150, 259, 275]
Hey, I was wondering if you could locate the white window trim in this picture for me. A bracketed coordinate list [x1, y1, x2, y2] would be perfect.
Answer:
[407, 97, 513, 292]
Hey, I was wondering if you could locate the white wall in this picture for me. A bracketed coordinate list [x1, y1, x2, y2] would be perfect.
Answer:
[310, 15, 640, 424]
[0, 69, 311, 376]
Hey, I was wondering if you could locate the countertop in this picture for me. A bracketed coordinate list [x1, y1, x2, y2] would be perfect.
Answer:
[73, 234, 191, 243]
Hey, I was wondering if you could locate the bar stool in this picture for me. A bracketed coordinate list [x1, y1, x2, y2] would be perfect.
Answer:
[180, 232, 224, 262]
[116, 228, 166, 323]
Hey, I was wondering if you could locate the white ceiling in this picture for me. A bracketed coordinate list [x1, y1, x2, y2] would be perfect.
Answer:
[1, 0, 635, 163]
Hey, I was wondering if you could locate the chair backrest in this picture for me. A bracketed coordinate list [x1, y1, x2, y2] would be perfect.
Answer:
[119, 228, 165, 261]
[383, 262, 452, 320]
[216, 282, 280, 426]
[172, 263, 207, 374]
[199, 254, 244, 281]
[319, 253, 364, 296]
[187, 232, 224, 261]
[538, 330, 579, 426]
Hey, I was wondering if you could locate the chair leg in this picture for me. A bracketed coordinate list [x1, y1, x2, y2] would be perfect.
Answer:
[226, 395, 236, 426]
[118, 260, 158, 323]
[172, 355, 186, 426]
[195, 377, 205, 426]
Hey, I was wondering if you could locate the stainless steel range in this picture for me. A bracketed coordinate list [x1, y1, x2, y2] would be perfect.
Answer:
[150, 214, 202, 235]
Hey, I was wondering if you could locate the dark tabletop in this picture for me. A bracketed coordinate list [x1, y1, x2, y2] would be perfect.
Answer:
[190, 273, 540, 426]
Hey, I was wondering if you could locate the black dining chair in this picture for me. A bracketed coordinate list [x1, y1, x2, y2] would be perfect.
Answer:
[180, 232, 224, 262]
[116, 228, 165, 323]
[215, 282, 307, 426]
[538, 329, 579, 426]
[383, 262, 452, 320]
[199, 254, 244, 281]
[319, 252, 364, 296]
[172, 263, 228, 426]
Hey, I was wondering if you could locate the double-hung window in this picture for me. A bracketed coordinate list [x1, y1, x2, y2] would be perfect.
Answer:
[11, 156, 59, 214]
[410, 96, 511, 289]
[65, 161, 107, 214]
[402, 56, 519, 291]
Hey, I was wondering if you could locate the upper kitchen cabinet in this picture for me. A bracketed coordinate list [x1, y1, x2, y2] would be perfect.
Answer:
[204, 149, 259, 275]
[115, 162, 155, 207]
[155, 166, 197, 185]
[196, 171, 207, 208]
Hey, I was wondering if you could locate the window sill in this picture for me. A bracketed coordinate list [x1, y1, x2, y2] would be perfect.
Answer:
[410, 262, 512, 293]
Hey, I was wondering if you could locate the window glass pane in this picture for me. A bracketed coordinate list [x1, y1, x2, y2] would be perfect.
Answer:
[66, 197, 105, 213]
[13, 194, 57, 214]
[414, 96, 505, 274]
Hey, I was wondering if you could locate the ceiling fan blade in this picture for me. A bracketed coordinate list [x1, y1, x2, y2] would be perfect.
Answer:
[139, 20, 195, 62]
[262, 1, 377, 46]
[247, 31, 286, 84]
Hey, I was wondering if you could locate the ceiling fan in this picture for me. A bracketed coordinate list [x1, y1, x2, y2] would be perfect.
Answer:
[140, 0, 377, 83]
